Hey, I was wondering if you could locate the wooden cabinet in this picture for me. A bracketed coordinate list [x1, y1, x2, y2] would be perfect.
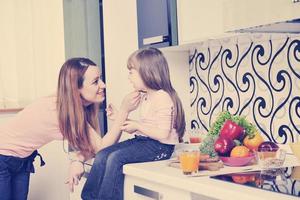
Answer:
[223, 0, 300, 33]
[137, 0, 177, 48]
[176, 0, 225, 44]
[137, 0, 226, 47]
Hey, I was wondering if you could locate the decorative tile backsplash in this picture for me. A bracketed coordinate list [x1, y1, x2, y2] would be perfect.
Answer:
[189, 34, 300, 144]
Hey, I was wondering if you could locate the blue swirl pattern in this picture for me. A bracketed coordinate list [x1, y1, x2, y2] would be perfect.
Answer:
[189, 35, 300, 144]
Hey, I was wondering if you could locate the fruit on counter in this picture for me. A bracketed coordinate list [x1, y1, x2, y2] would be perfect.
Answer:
[257, 141, 279, 152]
[214, 136, 235, 156]
[243, 132, 264, 151]
[208, 111, 232, 136]
[257, 141, 279, 159]
[230, 146, 250, 157]
[219, 120, 244, 140]
[203, 111, 259, 159]
[190, 136, 201, 143]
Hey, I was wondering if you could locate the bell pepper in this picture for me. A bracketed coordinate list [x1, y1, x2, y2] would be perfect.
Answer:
[220, 120, 244, 140]
[214, 136, 235, 156]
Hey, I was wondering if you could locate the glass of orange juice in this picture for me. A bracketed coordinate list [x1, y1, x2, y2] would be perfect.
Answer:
[179, 150, 200, 175]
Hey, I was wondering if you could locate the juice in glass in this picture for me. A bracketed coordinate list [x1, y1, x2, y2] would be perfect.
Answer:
[179, 150, 200, 175]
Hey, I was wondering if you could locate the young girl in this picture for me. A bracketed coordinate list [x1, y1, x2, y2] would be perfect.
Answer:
[81, 47, 186, 200]
[0, 58, 139, 200]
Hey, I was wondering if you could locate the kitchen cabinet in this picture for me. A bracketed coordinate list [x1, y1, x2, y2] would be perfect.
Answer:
[176, 0, 225, 44]
[137, 0, 177, 48]
[223, 0, 300, 33]
[137, 0, 226, 47]
[125, 175, 216, 200]
[123, 157, 300, 200]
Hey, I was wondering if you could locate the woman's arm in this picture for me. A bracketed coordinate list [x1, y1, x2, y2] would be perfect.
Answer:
[89, 91, 141, 153]
[66, 151, 85, 192]
[88, 109, 128, 153]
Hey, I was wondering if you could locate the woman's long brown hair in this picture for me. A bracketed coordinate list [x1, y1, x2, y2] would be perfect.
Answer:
[128, 48, 186, 141]
[57, 58, 100, 158]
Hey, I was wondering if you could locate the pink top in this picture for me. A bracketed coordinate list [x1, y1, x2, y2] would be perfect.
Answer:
[136, 90, 179, 144]
[0, 96, 63, 158]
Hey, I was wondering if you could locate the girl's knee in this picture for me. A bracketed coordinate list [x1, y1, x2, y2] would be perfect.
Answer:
[106, 151, 123, 166]
[94, 149, 110, 165]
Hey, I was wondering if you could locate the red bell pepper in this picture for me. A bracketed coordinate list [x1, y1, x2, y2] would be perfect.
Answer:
[214, 136, 235, 156]
[220, 120, 244, 140]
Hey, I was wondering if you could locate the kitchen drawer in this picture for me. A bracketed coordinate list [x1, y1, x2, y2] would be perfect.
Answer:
[124, 175, 217, 200]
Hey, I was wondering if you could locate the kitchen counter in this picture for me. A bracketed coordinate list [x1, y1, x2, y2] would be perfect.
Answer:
[123, 154, 300, 200]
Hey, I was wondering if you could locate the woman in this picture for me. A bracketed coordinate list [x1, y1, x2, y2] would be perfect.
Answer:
[0, 57, 141, 200]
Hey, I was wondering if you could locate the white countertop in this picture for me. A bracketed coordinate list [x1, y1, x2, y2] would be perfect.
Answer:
[123, 154, 300, 200]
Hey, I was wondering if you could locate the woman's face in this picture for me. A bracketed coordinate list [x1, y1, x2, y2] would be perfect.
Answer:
[79, 65, 106, 105]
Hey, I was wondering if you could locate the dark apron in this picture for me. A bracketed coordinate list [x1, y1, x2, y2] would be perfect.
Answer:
[0, 150, 45, 173]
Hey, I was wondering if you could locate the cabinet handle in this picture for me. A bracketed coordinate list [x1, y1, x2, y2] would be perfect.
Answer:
[142, 35, 170, 45]
[134, 185, 163, 200]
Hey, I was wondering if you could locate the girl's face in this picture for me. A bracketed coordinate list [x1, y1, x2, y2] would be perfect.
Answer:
[128, 60, 146, 91]
[79, 65, 106, 105]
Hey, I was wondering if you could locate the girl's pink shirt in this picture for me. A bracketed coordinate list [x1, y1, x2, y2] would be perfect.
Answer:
[136, 90, 179, 144]
[0, 96, 63, 158]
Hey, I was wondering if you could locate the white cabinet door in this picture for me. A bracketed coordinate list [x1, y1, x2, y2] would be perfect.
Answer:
[124, 175, 191, 200]
[177, 0, 225, 44]
[223, 0, 300, 32]
[124, 175, 219, 200]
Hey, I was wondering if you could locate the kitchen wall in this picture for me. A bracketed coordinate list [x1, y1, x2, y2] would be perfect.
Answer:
[189, 33, 300, 144]
[0, 0, 69, 199]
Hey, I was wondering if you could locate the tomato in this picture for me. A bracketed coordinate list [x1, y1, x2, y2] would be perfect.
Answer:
[189, 137, 201, 143]
[243, 132, 264, 151]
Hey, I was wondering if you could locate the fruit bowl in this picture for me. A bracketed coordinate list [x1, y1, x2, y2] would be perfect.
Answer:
[220, 154, 255, 167]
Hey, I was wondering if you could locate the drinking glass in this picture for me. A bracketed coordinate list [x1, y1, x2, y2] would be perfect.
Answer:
[179, 150, 200, 175]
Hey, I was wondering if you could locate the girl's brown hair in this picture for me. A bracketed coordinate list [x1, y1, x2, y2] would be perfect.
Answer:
[57, 58, 100, 158]
[127, 48, 186, 141]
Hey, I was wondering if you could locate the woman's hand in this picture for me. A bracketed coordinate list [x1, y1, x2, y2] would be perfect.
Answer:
[121, 120, 140, 134]
[65, 161, 84, 192]
[106, 103, 118, 121]
[120, 91, 141, 113]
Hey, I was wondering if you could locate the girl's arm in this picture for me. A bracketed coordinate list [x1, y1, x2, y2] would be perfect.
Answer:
[122, 119, 170, 140]
[122, 91, 174, 140]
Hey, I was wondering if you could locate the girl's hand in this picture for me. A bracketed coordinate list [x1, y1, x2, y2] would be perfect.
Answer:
[65, 161, 84, 192]
[121, 120, 140, 134]
[106, 103, 118, 120]
[120, 91, 141, 113]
